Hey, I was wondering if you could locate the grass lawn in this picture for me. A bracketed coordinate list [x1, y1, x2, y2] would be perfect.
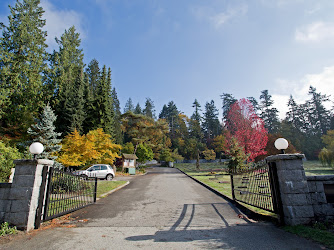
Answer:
[283, 224, 334, 249]
[303, 160, 334, 176]
[97, 180, 128, 198]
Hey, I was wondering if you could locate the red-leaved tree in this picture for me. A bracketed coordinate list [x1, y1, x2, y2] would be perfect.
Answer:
[225, 98, 268, 161]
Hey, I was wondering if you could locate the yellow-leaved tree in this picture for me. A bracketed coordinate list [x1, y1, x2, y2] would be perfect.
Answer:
[58, 128, 122, 168]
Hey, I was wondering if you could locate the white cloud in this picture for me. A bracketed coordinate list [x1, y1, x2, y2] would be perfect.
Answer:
[192, 4, 247, 29]
[273, 66, 334, 119]
[295, 21, 334, 42]
[41, 0, 85, 50]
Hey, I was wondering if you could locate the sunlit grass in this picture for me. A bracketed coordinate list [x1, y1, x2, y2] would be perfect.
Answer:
[97, 180, 127, 198]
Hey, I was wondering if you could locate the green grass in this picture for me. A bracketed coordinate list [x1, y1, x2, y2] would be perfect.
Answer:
[283, 224, 334, 249]
[97, 180, 127, 198]
[303, 160, 334, 176]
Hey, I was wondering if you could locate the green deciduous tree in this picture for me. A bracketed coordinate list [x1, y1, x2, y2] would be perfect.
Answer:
[136, 143, 154, 163]
[0, 141, 22, 182]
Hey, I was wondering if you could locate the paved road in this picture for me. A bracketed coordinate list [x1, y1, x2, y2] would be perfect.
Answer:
[1, 167, 324, 249]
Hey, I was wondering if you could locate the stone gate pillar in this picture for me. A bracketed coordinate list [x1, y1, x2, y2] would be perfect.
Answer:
[4, 159, 53, 231]
[266, 154, 314, 225]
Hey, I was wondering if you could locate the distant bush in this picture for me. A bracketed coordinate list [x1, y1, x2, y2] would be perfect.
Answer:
[319, 148, 334, 168]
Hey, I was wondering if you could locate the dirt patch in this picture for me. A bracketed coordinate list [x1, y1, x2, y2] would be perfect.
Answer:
[0, 214, 88, 245]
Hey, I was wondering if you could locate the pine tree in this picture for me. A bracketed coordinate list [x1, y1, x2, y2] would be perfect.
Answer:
[189, 99, 203, 140]
[95, 66, 114, 135]
[247, 97, 260, 114]
[111, 88, 123, 144]
[143, 98, 156, 119]
[134, 103, 142, 114]
[203, 100, 221, 139]
[0, 0, 48, 138]
[307, 86, 330, 135]
[85, 59, 100, 95]
[220, 93, 237, 123]
[124, 98, 134, 113]
[82, 72, 95, 133]
[27, 104, 62, 167]
[68, 67, 86, 133]
[52, 26, 85, 134]
[259, 90, 280, 134]
[191, 99, 202, 122]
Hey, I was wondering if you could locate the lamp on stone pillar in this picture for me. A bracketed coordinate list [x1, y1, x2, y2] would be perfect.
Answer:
[274, 138, 289, 154]
[29, 142, 44, 159]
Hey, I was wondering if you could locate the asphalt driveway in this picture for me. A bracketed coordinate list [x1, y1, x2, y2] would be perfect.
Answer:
[1, 167, 324, 249]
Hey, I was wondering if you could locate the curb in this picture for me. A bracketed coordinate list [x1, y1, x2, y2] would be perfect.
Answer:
[97, 181, 130, 200]
[177, 168, 278, 223]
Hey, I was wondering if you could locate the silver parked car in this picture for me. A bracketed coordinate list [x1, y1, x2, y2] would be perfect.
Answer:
[75, 164, 115, 181]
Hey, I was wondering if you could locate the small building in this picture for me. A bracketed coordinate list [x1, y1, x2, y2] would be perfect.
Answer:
[122, 154, 138, 174]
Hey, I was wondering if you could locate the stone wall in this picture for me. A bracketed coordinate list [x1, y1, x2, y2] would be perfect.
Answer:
[307, 175, 334, 221]
[0, 183, 11, 222]
[0, 159, 53, 231]
[266, 154, 334, 225]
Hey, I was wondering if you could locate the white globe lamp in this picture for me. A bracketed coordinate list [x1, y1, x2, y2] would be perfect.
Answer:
[29, 142, 44, 159]
[274, 138, 289, 154]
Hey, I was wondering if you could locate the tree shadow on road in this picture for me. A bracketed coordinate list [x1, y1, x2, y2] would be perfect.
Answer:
[125, 202, 319, 249]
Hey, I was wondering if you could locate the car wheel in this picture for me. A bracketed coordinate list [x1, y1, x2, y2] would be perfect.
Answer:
[106, 174, 114, 181]
[80, 175, 88, 180]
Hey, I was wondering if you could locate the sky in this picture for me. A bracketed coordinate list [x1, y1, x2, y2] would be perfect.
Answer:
[1, 0, 334, 120]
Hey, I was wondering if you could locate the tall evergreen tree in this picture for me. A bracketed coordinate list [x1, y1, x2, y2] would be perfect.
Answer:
[111, 87, 123, 144]
[143, 98, 156, 119]
[134, 103, 142, 114]
[124, 98, 134, 113]
[259, 90, 280, 134]
[191, 99, 202, 122]
[0, 0, 48, 138]
[85, 58, 100, 95]
[307, 86, 330, 135]
[247, 96, 260, 114]
[95, 66, 114, 135]
[27, 103, 62, 167]
[189, 99, 203, 141]
[52, 26, 85, 134]
[220, 93, 237, 124]
[203, 100, 221, 139]
[68, 67, 86, 133]
[82, 72, 95, 133]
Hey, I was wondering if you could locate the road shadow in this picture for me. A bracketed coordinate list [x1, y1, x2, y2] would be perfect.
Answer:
[126, 202, 251, 242]
[125, 202, 320, 249]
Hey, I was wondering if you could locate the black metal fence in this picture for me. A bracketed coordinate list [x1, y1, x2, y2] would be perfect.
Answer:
[230, 161, 278, 213]
[42, 168, 97, 222]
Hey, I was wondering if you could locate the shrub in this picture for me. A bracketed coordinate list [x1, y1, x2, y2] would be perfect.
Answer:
[0, 141, 22, 183]
[0, 222, 17, 236]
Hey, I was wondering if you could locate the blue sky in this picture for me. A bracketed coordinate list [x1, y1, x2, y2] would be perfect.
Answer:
[1, 0, 334, 119]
